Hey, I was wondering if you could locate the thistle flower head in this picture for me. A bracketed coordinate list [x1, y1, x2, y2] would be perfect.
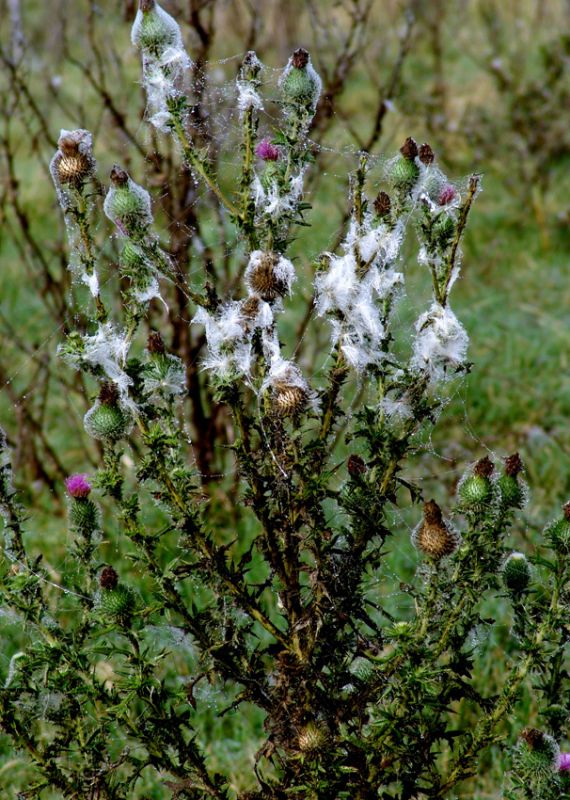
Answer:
[99, 565, 119, 590]
[104, 166, 153, 236]
[438, 183, 457, 206]
[347, 454, 367, 477]
[255, 138, 280, 162]
[544, 501, 570, 554]
[245, 251, 296, 301]
[297, 720, 328, 752]
[498, 453, 527, 510]
[505, 452, 523, 477]
[291, 48, 309, 69]
[131, 0, 191, 130]
[418, 142, 435, 165]
[373, 191, 391, 218]
[132, 0, 183, 55]
[280, 47, 322, 114]
[262, 357, 316, 417]
[412, 302, 469, 384]
[502, 552, 531, 594]
[413, 499, 460, 560]
[514, 728, 561, 781]
[400, 136, 418, 161]
[65, 474, 92, 499]
[147, 330, 166, 355]
[52, 129, 95, 188]
[458, 455, 494, 510]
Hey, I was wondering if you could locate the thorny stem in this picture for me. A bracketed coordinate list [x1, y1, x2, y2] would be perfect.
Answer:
[318, 347, 349, 442]
[440, 174, 480, 305]
[169, 109, 241, 219]
[436, 577, 564, 795]
[134, 415, 287, 647]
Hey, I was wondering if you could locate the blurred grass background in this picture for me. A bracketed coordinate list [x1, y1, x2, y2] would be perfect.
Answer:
[0, 0, 569, 796]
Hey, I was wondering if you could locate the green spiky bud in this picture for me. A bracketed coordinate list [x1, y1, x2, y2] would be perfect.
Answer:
[389, 137, 420, 194]
[503, 552, 531, 594]
[459, 456, 494, 511]
[69, 498, 99, 534]
[498, 453, 525, 510]
[104, 166, 153, 237]
[433, 211, 456, 248]
[280, 48, 321, 110]
[513, 728, 560, 782]
[348, 656, 374, 683]
[120, 240, 147, 271]
[84, 383, 131, 442]
[132, 0, 181, 57]
[390, 157, 420, 193]
[544, 503, 570, 555]
[100, 585, 136, 621]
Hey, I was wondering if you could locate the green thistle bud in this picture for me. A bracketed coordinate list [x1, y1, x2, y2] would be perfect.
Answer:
[458, 456, 494, 511]
[120, 240, 146, 271]
[544, 502, 570, 555]
[388, 137, 420, 196]
[104, 166, 153, 237]
[84, 383, 131, 442]
[433, 211, 456, 248]
[100, 585, 136, 621]
[390, 156, 420, 194]
[280, 48, 321, 111]
[69, 498, 99, 534]
[348, 656, 374, 683]
[498, 453, 525, 510]
[389, 137, 420, 194]
[503, 552, 531, 594]
[133, 0, 180, 57]
[513, 728, 560, 782]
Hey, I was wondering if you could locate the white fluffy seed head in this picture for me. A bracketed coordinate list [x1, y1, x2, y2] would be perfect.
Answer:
[411, 302, 469, 383]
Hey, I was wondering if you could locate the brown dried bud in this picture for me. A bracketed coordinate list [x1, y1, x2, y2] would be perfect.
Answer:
[100, 565, 119, 590]
[415, 500, 458, 560]
[291, 48, 310, 70]
[110, 164, 129, 187]
[563, 502, 570, 521]
[98, 381, 120, 406]
[373, 191, 391, 218]
[57, 153, 91, 186]
[240, 296, 261, 320]
[418, 143, 435, 165]
[347, 454, 367, 476]
[56, 133, 93, 186]
[297, 721, 327, 752]
[520, 728, 545, 749]
[147, 330, 166, 355]
[474, 456, 494, 478]
[248, 254, 286, 301]
[273, 384, 307, 416]
[400, 137, 418, 161]
[504, 452, 523, 477]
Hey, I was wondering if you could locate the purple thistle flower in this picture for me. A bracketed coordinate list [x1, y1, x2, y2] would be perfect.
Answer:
[255, 138, 280, 162]
[560, 753, 570, 771]
[438, 184, 457, 206]
[65, 473, 92, 498]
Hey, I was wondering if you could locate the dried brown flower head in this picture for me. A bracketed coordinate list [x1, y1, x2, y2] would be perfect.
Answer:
[414, 499, 459, 560]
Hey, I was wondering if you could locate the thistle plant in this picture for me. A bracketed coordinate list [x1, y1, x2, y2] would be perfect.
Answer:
[0, 3, 568, 799]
